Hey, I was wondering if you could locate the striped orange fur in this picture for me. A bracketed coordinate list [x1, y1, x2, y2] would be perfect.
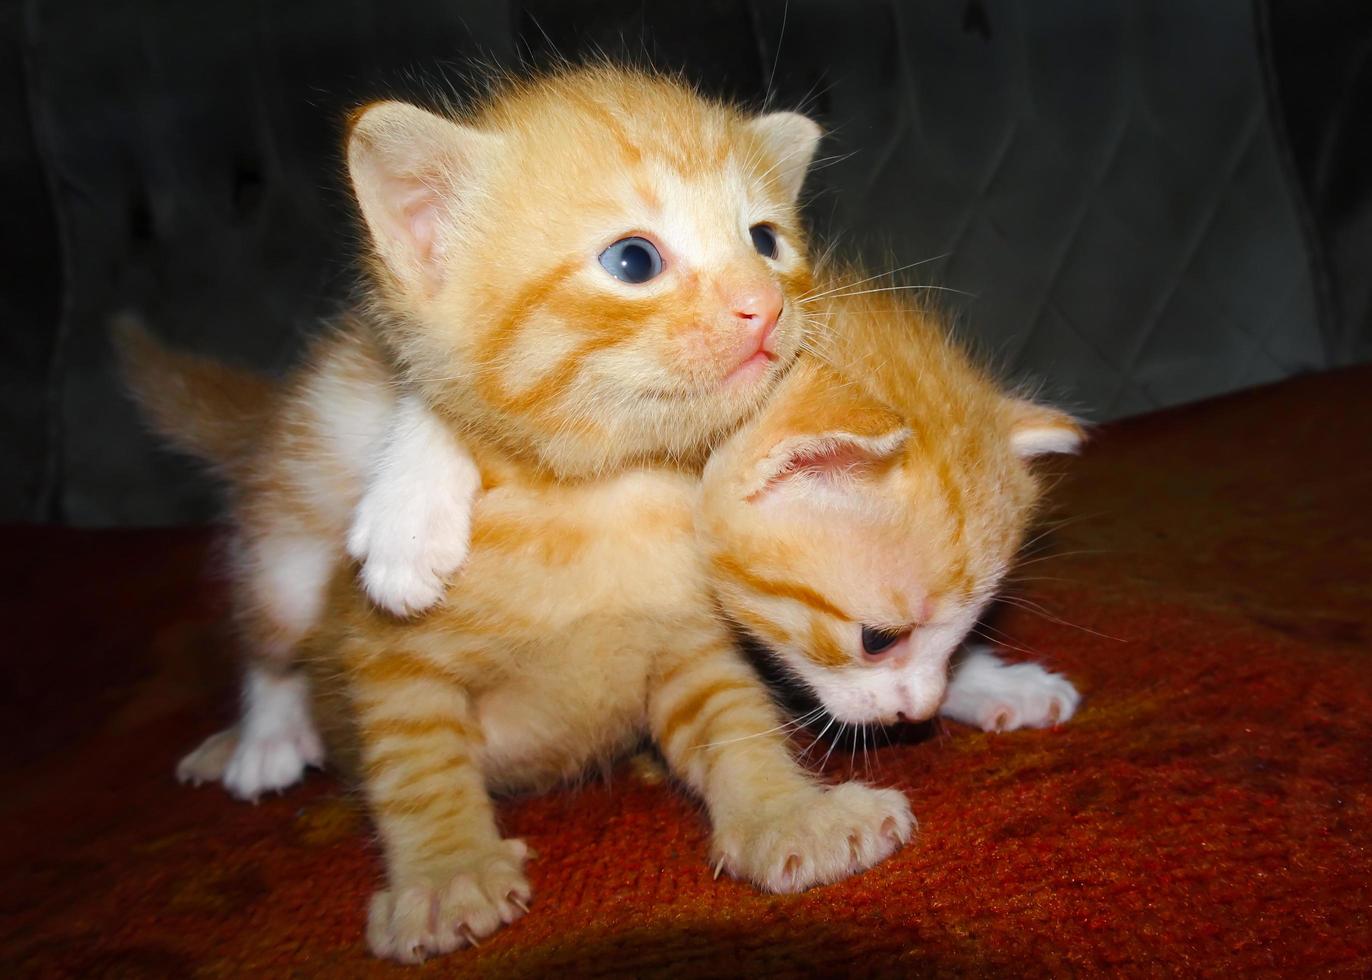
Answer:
[128, 251, 1081, 961]
[352, 65, 822, 480]
[698, 272, 1084, 725]
[123, 63, 826, 818]
[122, 66, 1082, 961]
[282, 271, 1076, 961]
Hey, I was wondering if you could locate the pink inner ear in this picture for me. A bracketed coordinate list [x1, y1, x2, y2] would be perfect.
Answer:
[779, 442, 875, 478]
[745, 427, 910, 502]
[746, 441, 881, 501]
[393, 181, 440, 266]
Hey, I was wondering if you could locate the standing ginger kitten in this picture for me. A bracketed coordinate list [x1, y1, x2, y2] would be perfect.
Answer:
[291, 277, 1082, 962]
[122, 65, 824, 800]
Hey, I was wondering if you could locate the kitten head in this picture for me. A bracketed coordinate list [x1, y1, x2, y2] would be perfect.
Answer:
[346, 65, 822, 477]
[699, 285, 1084, 725]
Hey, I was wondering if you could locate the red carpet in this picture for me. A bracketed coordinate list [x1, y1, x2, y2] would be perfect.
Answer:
[3, 367, 1370, 977]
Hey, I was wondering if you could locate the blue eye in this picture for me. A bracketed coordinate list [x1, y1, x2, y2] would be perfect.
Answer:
[599, 237, 663, 283]
[750, 224, 779, 259]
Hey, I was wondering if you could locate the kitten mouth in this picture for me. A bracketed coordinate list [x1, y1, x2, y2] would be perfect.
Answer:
[725, 348, 779, 387]
[724, 313, 782, 386]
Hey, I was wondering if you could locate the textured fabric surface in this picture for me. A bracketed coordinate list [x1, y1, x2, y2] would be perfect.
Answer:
[7, 0, 1370, 524]
[3, 367, 1370, 977]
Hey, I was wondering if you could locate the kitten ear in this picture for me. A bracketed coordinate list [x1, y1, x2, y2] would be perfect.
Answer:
[747, 111, 823, 202]
[347, 101, 501, 294]
[745, 423, 910, 501]
[1006, 399, 1086, 458]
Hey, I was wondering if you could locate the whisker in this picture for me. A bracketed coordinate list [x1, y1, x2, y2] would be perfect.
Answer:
[819, 721, 847, 772]
[969, 624, 1045, 660]
[764, 0, 789, 106]
[995, 594, 1126, 643]
[1012, 549, 1112, 568]
[798, 712, 838, 764]
[797, 254, 951, 303]
[690, 706, 825, 750]
[805, 283, 978, 303]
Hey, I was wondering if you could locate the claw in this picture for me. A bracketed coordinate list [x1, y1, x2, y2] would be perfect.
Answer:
[459, 924, 480, 948]
[880, 816, 899, 842]
[509, 895, 530, 915]
[713, 856, 726, 880]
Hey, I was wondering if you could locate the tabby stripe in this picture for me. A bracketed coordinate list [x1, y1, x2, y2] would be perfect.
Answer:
[515, 334, 625, 416]
[711, 553, 850, 621]
[676, 696, 770, 756]
[347, 651, 453, 687]
[366, 754, 470, 796]
[934, 454, 967, 546]
[806, 614, 851, 668]
[654, 643, 738, 693]
[412, 826, 491, 865]
[728, 605, 793, 650]
[657, 679, 755, 750]
[373, 787, 480, 818]
[362, 746, 462, 781]
[470, 514, 589, 566]
[362, 716, 476, 743]
[350, 678, 471, 719]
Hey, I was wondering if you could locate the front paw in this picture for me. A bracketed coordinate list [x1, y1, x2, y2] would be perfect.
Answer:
[367, 839, 531, 963]
[940, 650, 1081, 732]
[347, 493, 472, 618]
[712, 782, 914, 893]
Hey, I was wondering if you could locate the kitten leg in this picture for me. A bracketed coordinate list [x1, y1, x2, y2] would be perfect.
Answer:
[217, 665, 325, 800]
[348, 648, 529, 963]
[347, 392, 482, 618]
[939, 646, 1080, 732]
[177, 528, 332, 797]
[649, 621, 913, 894]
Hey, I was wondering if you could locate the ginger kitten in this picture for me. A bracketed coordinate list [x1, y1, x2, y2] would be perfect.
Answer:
[122, 65, 824, 800]
[131, 270, 1078, 962]
[287, 276, 1082, 962]
[128, 266, 1081, 962]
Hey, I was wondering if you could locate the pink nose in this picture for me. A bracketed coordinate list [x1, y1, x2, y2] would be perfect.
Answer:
[732, 284, 783, 347]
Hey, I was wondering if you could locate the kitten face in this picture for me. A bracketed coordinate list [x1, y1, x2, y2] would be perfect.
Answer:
[348, 67, 822, 476]
[700, 301, 1083, 726]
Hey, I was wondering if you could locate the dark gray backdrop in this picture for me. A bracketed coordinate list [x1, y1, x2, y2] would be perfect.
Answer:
[2, 0, 1368, 525]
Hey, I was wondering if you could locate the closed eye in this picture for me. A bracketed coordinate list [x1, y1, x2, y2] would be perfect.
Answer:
[860, 624, 910, 657]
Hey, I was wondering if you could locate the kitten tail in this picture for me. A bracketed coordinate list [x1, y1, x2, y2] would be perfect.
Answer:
[111, 313, 277, 478]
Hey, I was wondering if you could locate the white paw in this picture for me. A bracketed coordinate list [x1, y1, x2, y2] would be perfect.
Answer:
[347, 394, 480, 618]
[218, 668, 324, 801]
[940, 648, 1080, 732]
[223, 723, 324, 801]
[347, 484, 474, 617]
[712, 782, 914, 894]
